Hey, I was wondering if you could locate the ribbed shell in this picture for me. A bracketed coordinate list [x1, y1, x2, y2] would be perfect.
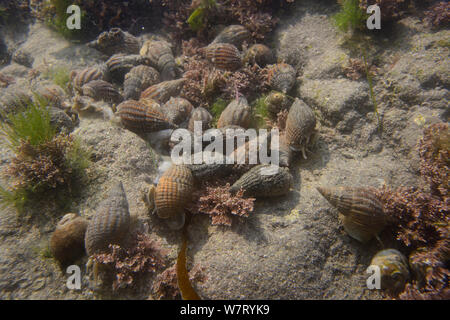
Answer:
[205, 43, 242, 71]
[124, 65, 160, 100]
[140, 79, 185, 104]
[117, 99, 174, 133]
[188, 107, 213, 132]
[81, 80, 123, 104]
[36, 85, 66, 108]
[285, 98, 316, 157]
[244, 44, 275, 67]
[187, 151, 233, 181]
[155, 165, 194, 219]
[106, 54, 148, 82]
[140, 40, 176, 81]
[84, 182, 130, 256]
[162, 97, 194, 126]
[211, 25, 251, 49]
[371, 249, 410, 293]
[317, 186, 387, 243]
[266, 91, 291, 119]
[217, 97, 251, 129]
[71, 66, 106, 93]
[267, 63, 296, 93]
[87, 28, 141, 56]
[229, 164, 293, 198]
[278, 136, 292, 168]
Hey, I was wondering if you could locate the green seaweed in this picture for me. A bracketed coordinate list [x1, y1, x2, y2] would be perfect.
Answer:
[333, 0, 367, 32]
[46, 0, 87, 40]
[210, 98, 229, 126]
[362, 49, 381, 133]
[187, 0, 217, 32]
[251, 95, 270, 129]
[42, 66, 71, 93]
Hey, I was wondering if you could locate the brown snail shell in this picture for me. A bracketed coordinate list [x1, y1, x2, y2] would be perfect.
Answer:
[244, 44, 275, 67]
[124, 65, 160, 100]
[106, 54, 149, 82]
[370, 249, 410, 293]
[84, 182, 131, 256]
[217, 97, 251, 129]
[267, 63, 296, 93]
[87, 28, 141, 56]
[154, 165, 194, 229]
[211, 25, 251, 49]
[277, 135, 293, 168]
[162, 97, 194, 126]
[71, 65, 108, 94]
[316, 186, 388, 243]
[285, 98, 316, 159]
[117, 99, 175, 134]
[265, 91, 292, 119]
[188, 107, 213, 132]
[140, 79, 185, 104]
[229, 164, 293, 198]
[205, 43, 242, 71]
[81, 80, 123, 104]
[50, 213, 88, 268]
[140, 40, 176, 81]
[36, 84, 67, 109]
[186, 151, 233, 182]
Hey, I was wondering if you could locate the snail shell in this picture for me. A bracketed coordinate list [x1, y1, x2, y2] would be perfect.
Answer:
[217, 96, 251, 129]
[285, 98, 316, 159]
[84, 182, 131, 256]
[35, 84, 67, 108]
[117, 99, 175, 134]
[265, 91, 291, 119]
[106, 54, 149, 82]
[277, 135, 293, 168]
[188, 107, 213, 132]
[71, 65, 107, 94]
[87, 28, 141, 56]
[186, 151, 233, 182]
[50, 213, 88, 268]
[124, 65, 160, 100]
[211, 25, 251, 49]
[162, 97, 194, 126]
[140, 40, 176, 81]
[140, 78, 185, 104]
[267, 63, 296, 93]
[205, 43, 242, 71]
[244, 44, 275, 67]
[229, 164, 293, 198]
[371, 249, 410, 293]
[81, 80, 123, 104]
[155, 165, 194, 229]
[316, 186, 388, 243]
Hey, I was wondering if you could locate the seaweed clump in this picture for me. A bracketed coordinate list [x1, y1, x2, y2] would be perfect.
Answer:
[424, 2, 450, 30]
[378, 123, 449, 299]
[334, 0, 368, 32]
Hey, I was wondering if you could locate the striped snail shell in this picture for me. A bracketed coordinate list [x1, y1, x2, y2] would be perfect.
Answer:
[217, 96, 251, 129]
[265, 91, 292, 119]
[123, 65, 160, 100]
[84, 182, 131, 256]
[117, 99, 175, 134]
[71, 65, 107, 94]
[188, 107, 213, 132]
[285, 98, 316, 159]
[140, 78, 185, 104]
[162, 97, 194, 126]
[244, 44, 275, 67]
[205, 43, 242, 71]
[81, 80, 123, 104]
[267, 63, 296, 93]
[35, 84, 67, 108]
[106, 54, 149, 82]
[211, 25, 251, 49]
[371, 249, 410, 293]
[87, 28, 141, 56]
[316, 186, 388, 243]
[229, 164, 293, 198]
[140, 40, 177, 81]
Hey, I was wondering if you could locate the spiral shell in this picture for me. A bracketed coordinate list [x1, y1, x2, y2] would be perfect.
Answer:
[84, 182, 131, 256]
[155, 165, 194, 229]
[162, 97, 194, 126]
[217, 97, 251, 129]
[244, 44, 275, 67]
[285, 98, 316, 159]
[71, 65, 107, 93]
[106, 54, 148, 82]
[265, 91, 291, 119]
[229, 164, 293, 198]
[117, 99, 175, 134]
[140, 79, 185, 104]
[370, 249, 410, 293]
[211, 25, 251, 49]
[87, 28, 141, 56]
[277, 135, 292, 168]
[36, 84, 67, 108]
[50, 213, 88, 268]
[140, 40, 176, 81]
[124, 65, 160, 100]
[267, 63, 296, 93]
[187, 151, 233, 181]
[316, 186, 388, 243]
[188, 107, 213, 132]
[81, 80, 123, 104]
[205, 43, 242, 71]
